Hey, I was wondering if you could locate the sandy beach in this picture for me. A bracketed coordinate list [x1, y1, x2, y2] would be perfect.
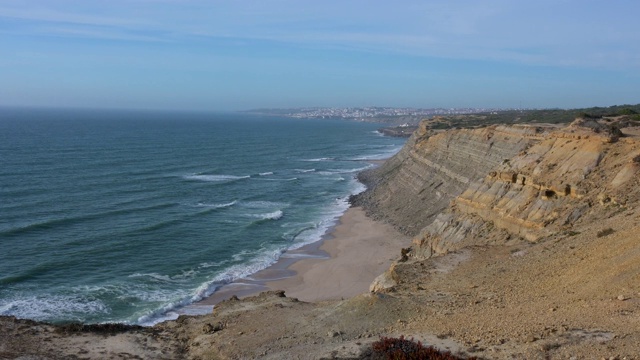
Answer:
[265, 206, 409, 302]
[196, 206, 409, 306]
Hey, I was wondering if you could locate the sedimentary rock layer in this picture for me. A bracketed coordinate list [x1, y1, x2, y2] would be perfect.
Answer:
[353, 123, 536, 235]
[357, 118, 640, 259]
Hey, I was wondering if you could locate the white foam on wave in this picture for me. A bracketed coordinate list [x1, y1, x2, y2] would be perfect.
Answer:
[198, 259, 232, 269]
[294, 168, 316, 173]
[123, 287, 189, 303]
[281, 222, 317, 242]
[74, 282, 194, 325]
[259, 172, 274, 176]
[139, 171, 369, 326]
[128, 272, 192, 283]
[183, 174, 250, 182]
[137, 246, 286, 326]
[249, 210, 283, 221]
[195, 200, 237, 209]
[195, 247, 283, 296]
[301, 157, 334, 162]
[0, 294, 109, 322]
[289, 176, 367, 249]
[284, 205, 345, 250]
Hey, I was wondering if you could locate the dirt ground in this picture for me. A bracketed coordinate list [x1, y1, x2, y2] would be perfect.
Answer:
[2, 205, 639, 359]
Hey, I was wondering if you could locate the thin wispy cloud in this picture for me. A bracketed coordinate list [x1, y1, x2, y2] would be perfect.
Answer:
[2, 1, 638, 69]
[1, 0, 639, 110]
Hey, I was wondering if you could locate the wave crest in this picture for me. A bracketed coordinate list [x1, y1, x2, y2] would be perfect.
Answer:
[252, 210, 283, 221]
[183, 174, 250, 182]
[195, 201, 237, 209]
[301, 157, 334, 162]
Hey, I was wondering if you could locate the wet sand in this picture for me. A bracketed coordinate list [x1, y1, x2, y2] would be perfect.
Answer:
[265, 207, 408, 301]
[195, 207, 408, 306]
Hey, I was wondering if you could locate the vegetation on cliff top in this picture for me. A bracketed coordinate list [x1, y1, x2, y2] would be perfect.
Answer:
[425, 103, 640, 130]
[377, 103, 640, 134]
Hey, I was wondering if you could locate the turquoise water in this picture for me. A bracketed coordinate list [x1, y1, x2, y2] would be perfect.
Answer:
[0, 108, 405, 325]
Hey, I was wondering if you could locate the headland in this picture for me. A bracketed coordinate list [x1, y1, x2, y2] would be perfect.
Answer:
[2, 113, 640, 359]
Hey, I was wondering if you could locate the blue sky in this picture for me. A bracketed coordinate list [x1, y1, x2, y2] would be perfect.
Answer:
[1, 0, 639, 111]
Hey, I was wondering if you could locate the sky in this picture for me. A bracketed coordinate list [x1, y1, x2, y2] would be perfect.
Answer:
[1, 0, 639, 111]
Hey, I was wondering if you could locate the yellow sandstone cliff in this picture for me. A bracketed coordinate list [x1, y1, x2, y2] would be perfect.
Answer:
[3, 117, 640, 359]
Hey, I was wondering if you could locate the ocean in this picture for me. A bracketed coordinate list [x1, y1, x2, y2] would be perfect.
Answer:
[0, 108, 405, 325]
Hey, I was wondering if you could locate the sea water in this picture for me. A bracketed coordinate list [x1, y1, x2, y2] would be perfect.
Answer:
[0, 108, 405, 325]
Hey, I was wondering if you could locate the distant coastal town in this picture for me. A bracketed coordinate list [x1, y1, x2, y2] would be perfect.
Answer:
[247, 104, 640, 128]
[246, 106, 510, 123]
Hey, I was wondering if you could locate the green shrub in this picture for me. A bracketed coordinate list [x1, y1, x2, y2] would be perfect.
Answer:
[618, 108, 638, 115]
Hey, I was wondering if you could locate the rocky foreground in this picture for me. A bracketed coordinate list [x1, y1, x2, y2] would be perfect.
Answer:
[2, 117, 640, 359]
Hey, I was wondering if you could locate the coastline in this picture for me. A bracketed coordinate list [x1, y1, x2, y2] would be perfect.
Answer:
[8, 117, 640, 359]
[193, 206, 408, 308]
[265, 206, 408, 301]
[186, 157, 406, 310]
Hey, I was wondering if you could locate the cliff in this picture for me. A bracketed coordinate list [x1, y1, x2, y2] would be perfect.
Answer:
[356, 118, 639, 259]
[3, 117, 640, 359]
[353, 122, 539, 235]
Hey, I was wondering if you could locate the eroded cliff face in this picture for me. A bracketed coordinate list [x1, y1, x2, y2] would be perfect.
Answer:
[358, 118, 640, 259]
[353, 122, 536, 235]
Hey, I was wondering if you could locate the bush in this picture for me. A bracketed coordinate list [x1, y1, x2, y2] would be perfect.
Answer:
[596, 228, 615, 238]
[369, 336, 479, 360]
[618, 108, 638, 115]
[576, 111, 600, 119]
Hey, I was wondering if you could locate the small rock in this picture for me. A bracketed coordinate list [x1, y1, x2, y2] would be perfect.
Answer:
[617, 295, 627, 301]
[328, 331, 340, 338]
[202, 324, 214, 334]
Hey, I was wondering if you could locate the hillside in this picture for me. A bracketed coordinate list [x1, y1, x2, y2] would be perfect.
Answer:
[2, 116, 640, 359]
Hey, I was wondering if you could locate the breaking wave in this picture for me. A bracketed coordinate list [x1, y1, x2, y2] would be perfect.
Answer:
[183, 174, 250, 182]
[301, 157, 334, 162]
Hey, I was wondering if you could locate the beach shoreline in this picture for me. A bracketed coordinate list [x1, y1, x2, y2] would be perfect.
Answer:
[192, 206, 408, 308]
[188, 156, 409, 309]
[265, 206, 408, 302]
